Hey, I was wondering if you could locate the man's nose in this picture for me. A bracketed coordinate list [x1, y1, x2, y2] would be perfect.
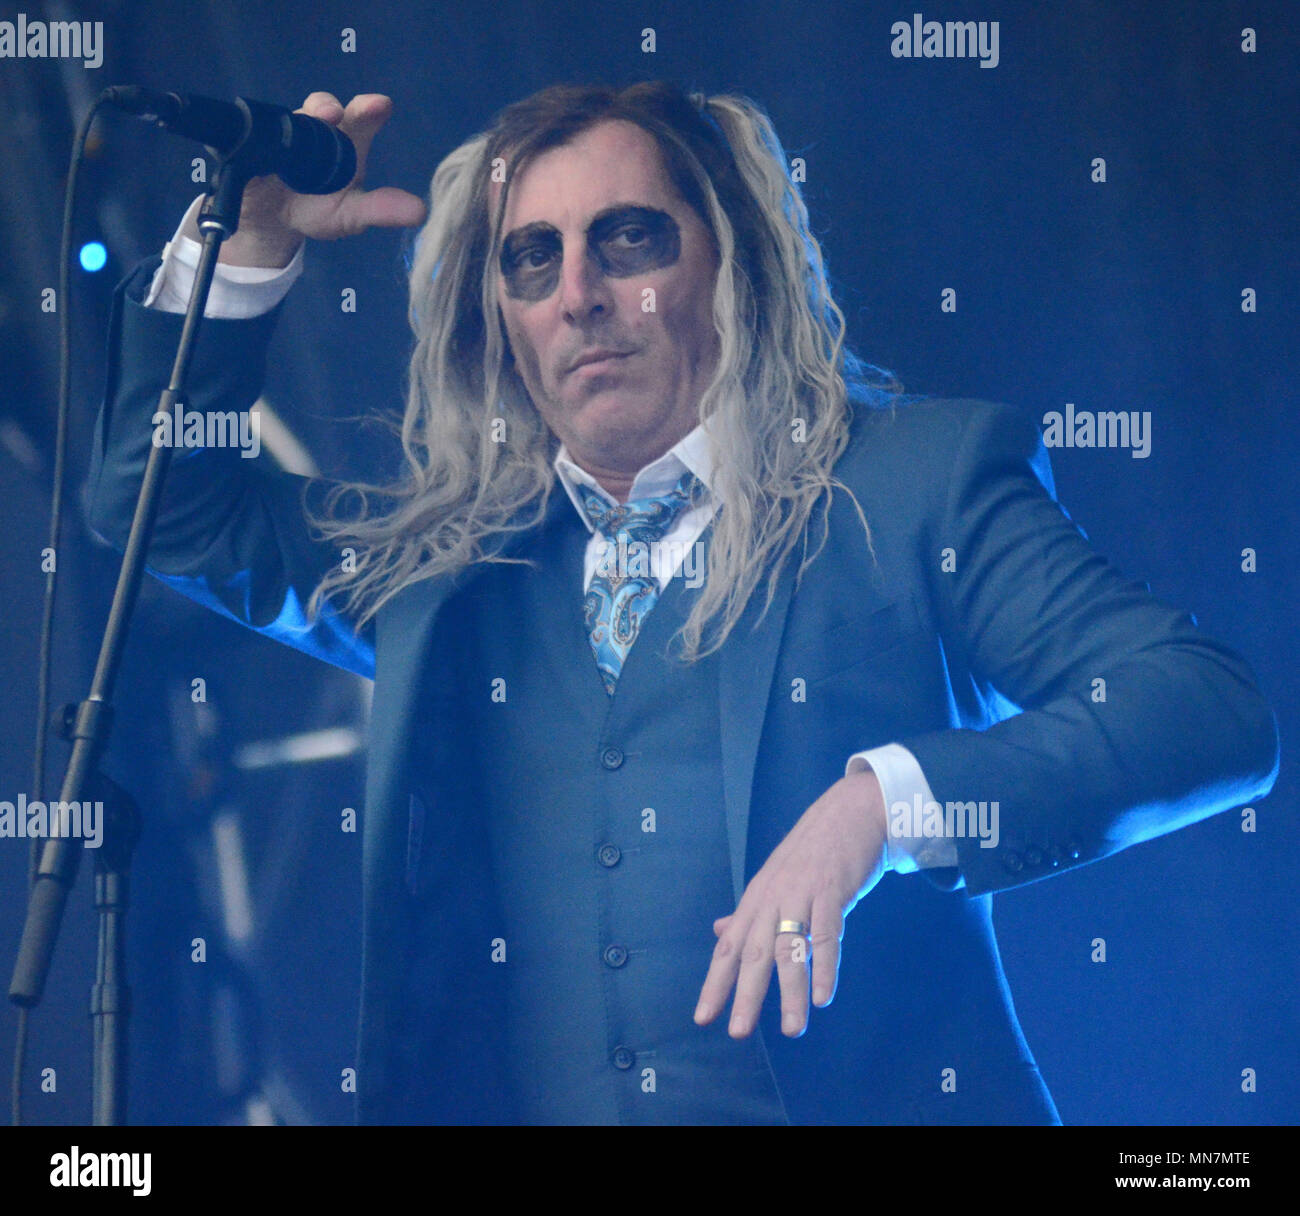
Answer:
[558, 247, 614, 321]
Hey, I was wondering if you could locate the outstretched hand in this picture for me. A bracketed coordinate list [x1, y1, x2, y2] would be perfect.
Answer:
[189, 92, 428, 267]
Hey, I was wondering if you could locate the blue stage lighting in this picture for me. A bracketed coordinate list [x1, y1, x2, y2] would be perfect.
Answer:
[79, 241, 108, 272]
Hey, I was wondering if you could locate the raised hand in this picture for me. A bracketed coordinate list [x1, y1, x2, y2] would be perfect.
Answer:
[184, 92, 429, 268]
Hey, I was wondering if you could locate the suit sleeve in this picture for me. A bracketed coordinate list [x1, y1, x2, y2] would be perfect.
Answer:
[83, 257, 376, 679]
[898, 401, 1279, 896]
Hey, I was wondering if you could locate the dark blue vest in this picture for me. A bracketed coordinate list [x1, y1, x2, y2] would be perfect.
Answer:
[440, 500, 789, 1124]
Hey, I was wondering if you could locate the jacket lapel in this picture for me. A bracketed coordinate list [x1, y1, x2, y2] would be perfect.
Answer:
[374, 486, 573, 767]
[717, 555, 798, 905]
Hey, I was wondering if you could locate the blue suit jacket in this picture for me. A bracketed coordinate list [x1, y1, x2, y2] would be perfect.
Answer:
[86, 261, 1279, 1123]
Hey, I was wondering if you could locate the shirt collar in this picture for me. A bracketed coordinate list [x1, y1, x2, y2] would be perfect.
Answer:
[554, 419, 717, 533]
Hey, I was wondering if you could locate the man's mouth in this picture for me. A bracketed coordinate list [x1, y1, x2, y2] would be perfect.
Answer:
[567, 349, 635, 375]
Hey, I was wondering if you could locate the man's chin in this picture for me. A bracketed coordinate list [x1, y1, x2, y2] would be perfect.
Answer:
[555, 399, 674, 464]
[557, 389, 651, 435]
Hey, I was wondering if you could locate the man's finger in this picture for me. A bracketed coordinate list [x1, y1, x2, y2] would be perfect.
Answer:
[727, 911, 778, 1038]
[299, 91, 346, 123]
[774, 915, 813, 1037]
[336, 93, 396, 177]
[694, 913, 748, 1024]
[346, 185, 428, 232]
[810, 899, 845, 1008]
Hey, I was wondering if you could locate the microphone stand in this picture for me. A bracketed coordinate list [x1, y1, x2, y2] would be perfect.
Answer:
[8, 158, 253, 1125]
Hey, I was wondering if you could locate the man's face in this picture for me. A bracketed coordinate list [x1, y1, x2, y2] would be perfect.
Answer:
[494, 120, 720, 481]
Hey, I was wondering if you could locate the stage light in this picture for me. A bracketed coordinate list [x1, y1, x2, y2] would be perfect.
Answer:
[79, 241, 108, 272]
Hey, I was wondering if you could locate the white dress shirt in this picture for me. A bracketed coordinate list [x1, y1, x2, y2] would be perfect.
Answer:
[145, 200, 958, 875]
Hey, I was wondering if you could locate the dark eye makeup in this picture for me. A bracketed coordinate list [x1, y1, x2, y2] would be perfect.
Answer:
[500, 205, 682, 302]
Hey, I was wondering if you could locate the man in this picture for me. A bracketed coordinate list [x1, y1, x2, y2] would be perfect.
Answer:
[87, 81, 1278, 1124]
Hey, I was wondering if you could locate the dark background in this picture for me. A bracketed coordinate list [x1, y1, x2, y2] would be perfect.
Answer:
[0, 0, 1295, 1124]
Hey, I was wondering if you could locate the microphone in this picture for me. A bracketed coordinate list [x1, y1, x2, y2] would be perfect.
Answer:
[104, 85, 356, 194]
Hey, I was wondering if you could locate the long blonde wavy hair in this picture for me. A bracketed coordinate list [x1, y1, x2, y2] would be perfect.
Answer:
[307, 80, 901, 659]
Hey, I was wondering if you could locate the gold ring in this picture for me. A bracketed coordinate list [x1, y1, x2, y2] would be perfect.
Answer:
[776, 919, 811, 938]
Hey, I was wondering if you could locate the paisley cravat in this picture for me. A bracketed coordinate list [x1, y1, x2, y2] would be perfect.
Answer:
[577, 470, 701, 695]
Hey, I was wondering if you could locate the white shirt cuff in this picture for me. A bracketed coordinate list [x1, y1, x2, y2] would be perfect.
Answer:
[144, 195, 304, 318]
[846, 742, 960, 874]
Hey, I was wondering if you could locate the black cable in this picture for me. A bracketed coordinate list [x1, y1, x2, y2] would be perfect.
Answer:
[11, 88, 113, 1129]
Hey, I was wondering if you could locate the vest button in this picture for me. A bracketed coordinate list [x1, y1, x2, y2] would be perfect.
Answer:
[600, 746, 625, 770]
[603, 944, 628, 968]
[612, 1046, 636, 1070]
[597, 843, 622, 867]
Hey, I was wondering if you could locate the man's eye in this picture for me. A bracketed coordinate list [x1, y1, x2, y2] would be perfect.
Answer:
[518, 247, 554, 269]
[611, 226, 649, 247]
[504, 244, 555, 273]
